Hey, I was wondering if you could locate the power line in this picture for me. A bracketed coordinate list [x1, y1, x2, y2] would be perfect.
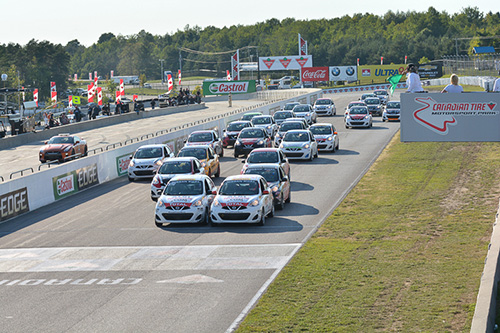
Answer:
[178, 45, 258, 56]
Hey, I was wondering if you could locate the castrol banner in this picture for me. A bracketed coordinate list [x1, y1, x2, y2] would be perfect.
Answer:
[401, 93, 500, 142]
[202, 80, 256, 95]
[259, 55, 313, 71]
[301, 67, 328, 82]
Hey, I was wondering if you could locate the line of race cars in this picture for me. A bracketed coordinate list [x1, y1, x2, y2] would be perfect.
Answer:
[344, 89, 400, 128]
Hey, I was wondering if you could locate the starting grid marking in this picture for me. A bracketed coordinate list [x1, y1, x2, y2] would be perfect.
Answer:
[0, 244, 301, 273]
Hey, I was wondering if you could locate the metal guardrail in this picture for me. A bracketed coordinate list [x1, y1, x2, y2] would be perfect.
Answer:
[2, 93, 303, 181]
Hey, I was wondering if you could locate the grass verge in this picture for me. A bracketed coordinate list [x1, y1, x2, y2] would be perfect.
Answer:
[237, 132, 500, 332]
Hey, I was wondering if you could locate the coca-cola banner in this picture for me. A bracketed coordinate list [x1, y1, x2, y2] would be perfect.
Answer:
[259, 55, 313, 71]
[301, 67, 329, 82]
[329, 66, 357, 82]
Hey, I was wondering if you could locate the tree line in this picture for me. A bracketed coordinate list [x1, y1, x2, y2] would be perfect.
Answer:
[0, 6, 499, 101]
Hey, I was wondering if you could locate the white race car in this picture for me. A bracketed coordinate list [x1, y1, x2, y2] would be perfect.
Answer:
[210, 175, 274, 226]
[154, 174, 216, 226]
[128, 144, 175, 181]
[345, 106, 373, 129]
[292, 104, 317, 125]
[280, 129, 318, 161]
[251, 115, 278, 138]
[382, 101, 401, 122]
[313, 98, 336, 116]
[310, 123, 339, 153]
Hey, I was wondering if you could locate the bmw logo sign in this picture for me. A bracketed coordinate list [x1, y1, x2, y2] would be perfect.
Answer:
[331, 67, 340, 77]
[346, 66, 355, 76]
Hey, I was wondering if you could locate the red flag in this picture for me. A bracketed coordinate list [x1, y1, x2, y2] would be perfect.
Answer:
[133, 94, 138, 101]
[357, 58, 360, 66]
[120, 79, 124, 97]
[115, 91, 121, 102]
[226, 70, 231, 81]
[87, 84, 94, 103]
[381, 57, 384, 65]
[97, 87, 103, 106]
[167, 73, 173, 93]
[178, 69, 182, 86]
[50, 81, 56, 92]
[33, 89, 39, 107]
[68, 96, 73, 108]
[299, 34, 307, 56]
[51, 91, 57, 107]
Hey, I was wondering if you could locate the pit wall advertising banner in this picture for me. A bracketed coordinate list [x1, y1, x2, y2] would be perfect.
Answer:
[401, 93, 500, 142]
[358, 64, 406, 84]
[202, 80, 256, 96]
[329, 66, 357, 82]
[417, 62, 443, 79]
[259, 55, 313, 71]
[53, 164, 99, 200]
[0, 187, 29, 222]
[301, 67, 329, 81]
[116, 153, 133, 176]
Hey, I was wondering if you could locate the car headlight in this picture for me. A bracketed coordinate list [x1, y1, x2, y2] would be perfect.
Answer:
[257, 140, 264, 145]
[250, 200, 259, 206]
[155, 159, 163, 166]
[194, 200, 203, 207]
[212, 199, 220, 206]
[304, 144, 310, 149]
[275, 133, 281, 138]
[306, 113, 310, 117]
[327, 136, 333, 141]
[279, 143, 284, 149]
[129, 160, 135, 167]
[235, 141, 241, 146]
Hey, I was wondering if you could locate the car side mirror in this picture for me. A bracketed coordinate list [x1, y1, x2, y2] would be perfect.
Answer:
[212, 190, 217, 195]
[194, 168, 200, 173]
[44, 140, 48, 144]
[75, 141, 80, 144]
[263, 190, 270, 194]
[333, 131, 338, 135]
[241, 160, 245, 163]
[283, 176, 289, 182]
[129, 155, 133, 159]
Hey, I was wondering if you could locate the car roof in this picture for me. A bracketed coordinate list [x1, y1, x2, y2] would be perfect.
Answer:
[285, 118, 306, 122]
[310, 123, 333, 127]
[137, 144, 167, 149]
[164, 156, 198, 162]
[244, 112, 263, 115]
[286, 129, 311, 133]
[190, 130, 215, 134]
[241, 127, 265, 132]
[224, 174, 264, 181]
[244, 163, 282, 170]
[249, 148, 280, 153]
[228, 120, 252, 124]
[315, 98, 332, 101]
[181, 145, 210, 150]
[169, 174, 209, 182]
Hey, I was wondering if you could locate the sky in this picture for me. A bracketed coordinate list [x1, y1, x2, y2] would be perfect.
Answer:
[0, 0, 497, 47]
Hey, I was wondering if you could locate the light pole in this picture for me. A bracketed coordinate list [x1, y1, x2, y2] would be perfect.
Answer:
[1, 73, 7, 115]
[159, 59, 165, 84]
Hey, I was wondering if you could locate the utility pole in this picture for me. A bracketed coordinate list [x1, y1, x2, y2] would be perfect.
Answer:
[179, 51, 182, 73]
[159, 59, 165, 84]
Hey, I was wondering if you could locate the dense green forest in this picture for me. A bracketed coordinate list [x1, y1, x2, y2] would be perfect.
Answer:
[0, 6, 499, 99]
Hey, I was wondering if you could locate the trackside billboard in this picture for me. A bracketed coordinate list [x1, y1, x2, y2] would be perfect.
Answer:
[358, 64, 405, 84]
[202, 80, 256, 96]
[401, 93, 500, 142]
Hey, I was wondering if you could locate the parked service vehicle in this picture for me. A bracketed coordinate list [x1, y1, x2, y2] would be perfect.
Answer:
[234, 127, 272, 157]
[345, 106, 373, 129]
[274, 120, 308, 147]
[282, 102, 300, 111]
[364, 97, 383, 116]
[373, 89, 389, 104]
[241, 112, 263, 121]
[177, 145, 220, 178]
[222, 120, 252, 148]
[150, 157, 205, 201]
[39, 134, 88, 163]
[241, 148, 291, 178]
[310, 123, 339, 153]
[243, 164, 291, 210]
[273, 110, 296, 125]
[251, 115, 277, 138]
[154, 174, 216, 226]
[382, 101, 401, 122]
[292, 104, 317, 125]
[210, 175, 274, 226]
[128, 144, 174, 181]
[184, 130, 224, 157]
[313, 98, 336, 116]
[280, 129, 319, 161]
[345, 101, 366, 118]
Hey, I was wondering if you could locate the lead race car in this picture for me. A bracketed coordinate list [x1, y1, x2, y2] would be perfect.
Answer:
[210, 175, 274, 226]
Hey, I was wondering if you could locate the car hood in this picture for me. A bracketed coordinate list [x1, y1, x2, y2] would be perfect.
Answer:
[313, 134, 333, 140]
[186, 141, 213, 146]
[159, 195, 203, 207]
[226, 131, 240, 136]
[155, 173, 192, 184]
[42, 144, 73, 151]
[348, 114, 368, 120]
[216, 195, 259, 207]
[238, 138, 262, 144]
[281, 141, 309, 148]
[294, 112, 309, 116]
[132, 158, 162, 165]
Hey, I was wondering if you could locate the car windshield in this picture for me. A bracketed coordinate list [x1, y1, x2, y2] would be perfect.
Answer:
[227, 122, 248, 131]
[188, 132, 213, 142]
[310, 126, 333, 135]
[279, 122, 303, 132]
[293, 105, 309, 112]
[284, 132, 309, 142]
[374, 91, 387, 96]
[219, 180, 260, 195]
[158, 161, 192, 174]
[315, 99, 331, 105]
[48, 136, 74, 144]
[247, 151, 278, 163]
[242, 113, 261, 120]
[245, 168, 279, 182]
[350, 107, 368, 115]
[134, 147, 163, 159]
[387, 102, 401, 108]
[252, 117, 272, 125]
[239, 129, 265, 138]
[178, 148, 207, 160]
[365, 99, 380, 105]
[284, 104, 298, 110]
[274, 112, 292, 119]
[349, 103, 364, 108]
[165, 180, 203, 195]
[362, 94, 375, 99]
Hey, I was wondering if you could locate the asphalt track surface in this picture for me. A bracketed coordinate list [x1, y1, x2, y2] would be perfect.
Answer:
[0, 92, 401, 332]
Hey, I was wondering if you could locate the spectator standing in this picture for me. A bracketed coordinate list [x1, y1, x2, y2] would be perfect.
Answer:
[74, 106, 82, 122]
[441, 74, 464, 93]
[87, 105, 93, 120]
[60, 113, 70, 125]
[404, 63, 424, 93]
[493, 70, 500, 92]
[115, 100, 122, 114]
[92, 104, 100, 119]
[151, 99, 156, 109]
